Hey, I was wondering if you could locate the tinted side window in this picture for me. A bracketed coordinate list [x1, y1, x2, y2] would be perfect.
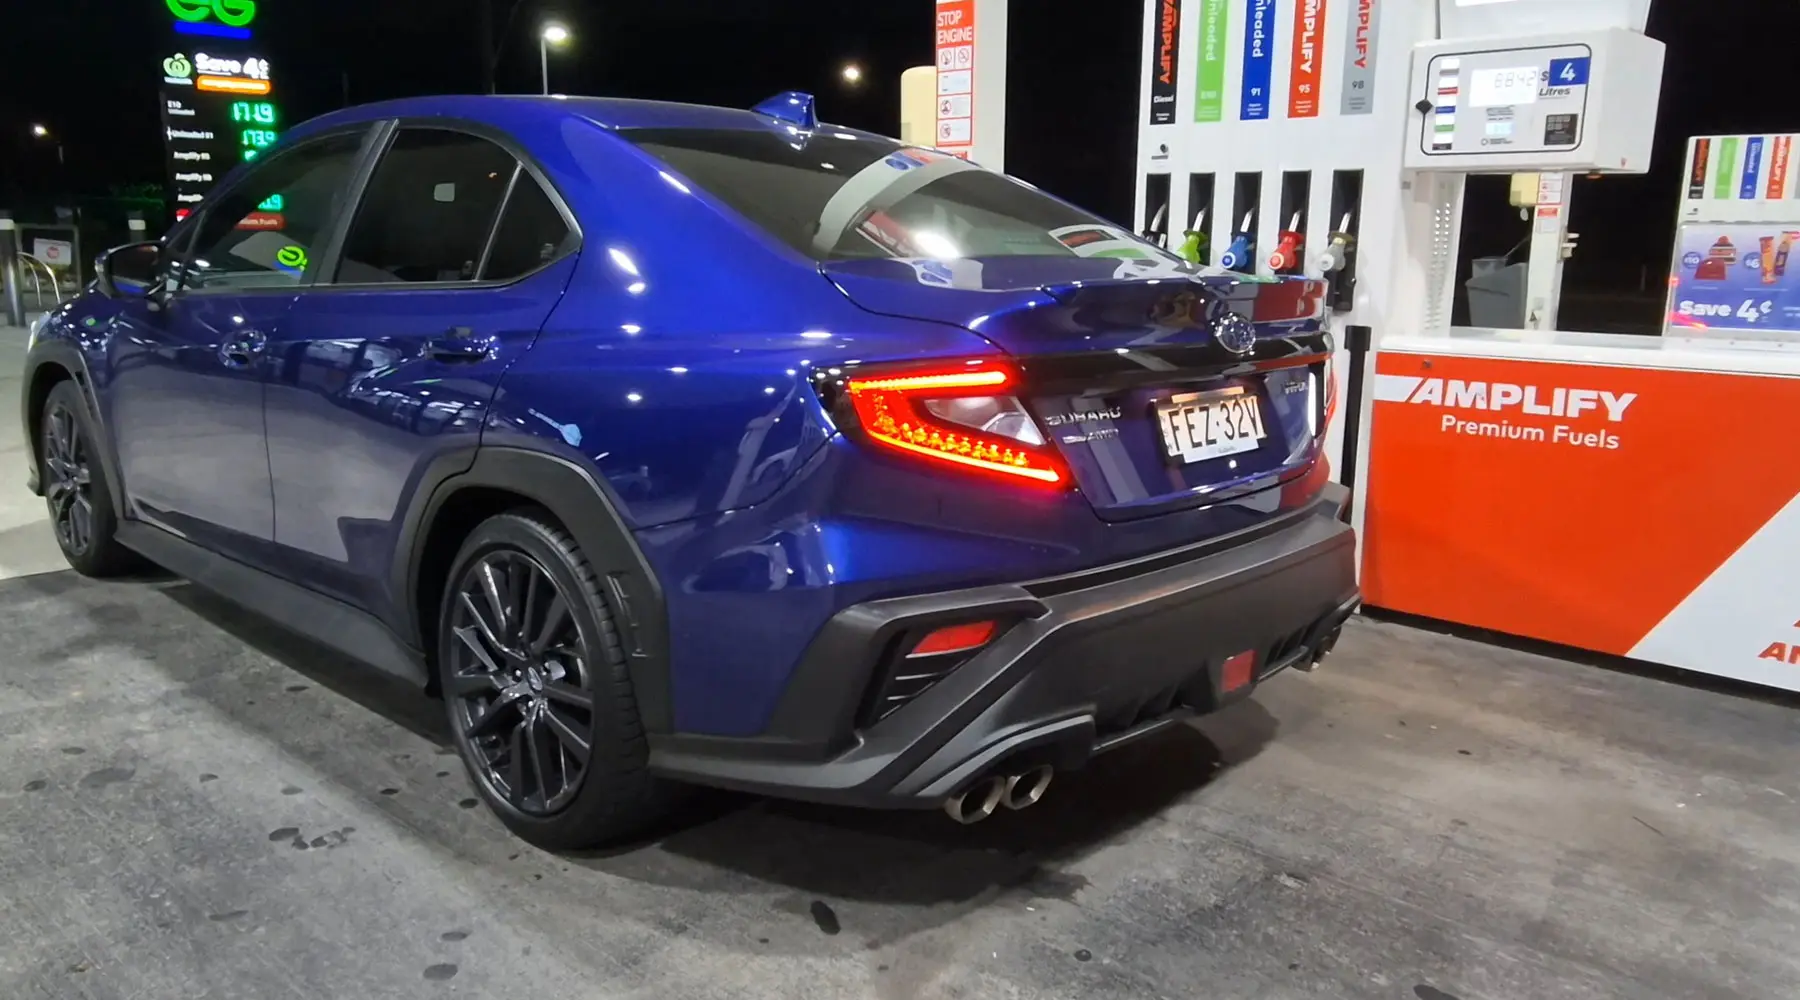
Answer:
[185, 132, 364, 289]
[481, 175, 574, 281]
[335, 129, 517, 284]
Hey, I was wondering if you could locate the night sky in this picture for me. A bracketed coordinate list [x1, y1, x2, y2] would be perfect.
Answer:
[2, 0, 1797, 304]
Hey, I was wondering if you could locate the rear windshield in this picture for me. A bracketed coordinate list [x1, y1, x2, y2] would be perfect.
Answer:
[622, 126, 1170, 263]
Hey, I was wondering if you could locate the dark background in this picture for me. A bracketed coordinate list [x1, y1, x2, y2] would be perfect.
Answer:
[1, 0, 1795, 326]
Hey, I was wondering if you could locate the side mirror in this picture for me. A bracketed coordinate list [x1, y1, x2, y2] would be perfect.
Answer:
[97, 242, 164, 301]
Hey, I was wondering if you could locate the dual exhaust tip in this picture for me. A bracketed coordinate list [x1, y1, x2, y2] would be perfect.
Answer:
[943, 765, 1054, 824]
[943, 623, 1348, 823]
[1296, 623, 1346, 673]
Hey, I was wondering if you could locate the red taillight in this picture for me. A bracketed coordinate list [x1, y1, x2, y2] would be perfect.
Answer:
[844, 362, 1065, 487]
[909, 620, 999, 657]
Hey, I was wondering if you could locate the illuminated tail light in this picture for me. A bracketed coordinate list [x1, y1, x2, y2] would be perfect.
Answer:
[841, 362, 1065, 486]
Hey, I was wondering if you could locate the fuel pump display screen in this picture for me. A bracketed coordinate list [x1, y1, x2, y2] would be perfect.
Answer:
[1418, 44, 1592, 159]
[1405, 29, 1663, 173]
[1469, 67, 1540, 107]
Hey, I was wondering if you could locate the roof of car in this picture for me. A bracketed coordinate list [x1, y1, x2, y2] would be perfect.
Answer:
[291, 93, 881, 139]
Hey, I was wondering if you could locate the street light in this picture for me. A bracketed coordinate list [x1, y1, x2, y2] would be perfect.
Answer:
[841, 64, 864, 85]
[29, 123, 63, 166]
[540, 22, 570, 96]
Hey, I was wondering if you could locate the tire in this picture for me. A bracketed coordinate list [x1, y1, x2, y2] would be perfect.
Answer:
[40, 381, 138, 578]
[436, 508, 673, 850]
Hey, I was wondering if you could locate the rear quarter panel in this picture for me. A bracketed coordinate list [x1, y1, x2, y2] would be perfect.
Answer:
[480, 115, 1000, 528]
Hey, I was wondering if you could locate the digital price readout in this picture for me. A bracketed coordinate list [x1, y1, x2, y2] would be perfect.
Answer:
[157, 0, 281, 218]
[1468, 67, 1541, 107]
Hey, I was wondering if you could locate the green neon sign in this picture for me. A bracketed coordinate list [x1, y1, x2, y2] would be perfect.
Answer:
[258, 193, 284, 212]
[166, 0, 257, 27]
[241, 128, 278, 149]
[163, 53, 193, 78]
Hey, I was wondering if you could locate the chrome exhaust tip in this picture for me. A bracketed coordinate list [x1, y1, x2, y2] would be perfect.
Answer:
[943, 776, 1006, 824]
[1001, 765, 1054, 810]
[1299, 624, 1345, 672]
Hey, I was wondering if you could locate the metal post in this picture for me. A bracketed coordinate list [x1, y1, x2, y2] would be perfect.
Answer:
[0, 211, 23, 327]
[540, 36, 549, 95]
[1337, 324, 1373, 519]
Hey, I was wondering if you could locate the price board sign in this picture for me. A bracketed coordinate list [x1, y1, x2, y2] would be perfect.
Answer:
[158, 0, 280, 217]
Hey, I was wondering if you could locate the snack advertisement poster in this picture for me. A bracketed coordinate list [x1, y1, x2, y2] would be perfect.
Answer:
[1667, 222, 1800, 337]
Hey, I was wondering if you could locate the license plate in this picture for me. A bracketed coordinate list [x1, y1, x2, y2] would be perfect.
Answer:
[1155, 387, 1268, 464]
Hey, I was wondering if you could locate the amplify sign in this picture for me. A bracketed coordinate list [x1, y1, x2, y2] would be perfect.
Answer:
[158, 0, 276, 216]
[1148, 0, 1180, 125]
[1364, 349, 1800, 693]
[1377, 374, 1637, 450]
[1286, 0, 1326, 119]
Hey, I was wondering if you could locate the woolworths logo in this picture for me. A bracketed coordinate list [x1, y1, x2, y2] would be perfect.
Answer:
[164, 54, 193, 78]
[166, 0, 257, 26]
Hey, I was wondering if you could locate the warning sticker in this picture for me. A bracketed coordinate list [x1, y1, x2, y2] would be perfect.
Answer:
[934, 0, 976, 154]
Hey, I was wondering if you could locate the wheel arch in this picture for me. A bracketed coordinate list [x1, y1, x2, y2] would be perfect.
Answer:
[22, 341, 126, 514]
[398, 446, 672, 734]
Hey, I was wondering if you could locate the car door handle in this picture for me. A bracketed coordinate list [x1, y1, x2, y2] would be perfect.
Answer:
[218, 329, 267, 369]
[426, 326, 496, 362]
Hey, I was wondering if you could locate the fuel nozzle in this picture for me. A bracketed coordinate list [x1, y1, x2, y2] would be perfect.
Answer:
[1217, 212, 1256, 273]
[1175, 209, 1210, 265]
[1267, 213, 1305, 274]
[1142, 202, 1170, 248]
[1317, 214, 1356, 272]
[1317, 213, 1359, 312]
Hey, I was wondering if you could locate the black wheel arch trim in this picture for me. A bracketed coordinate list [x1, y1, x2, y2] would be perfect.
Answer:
[22, 337, 127, 516]
[395, 445, 673, 734]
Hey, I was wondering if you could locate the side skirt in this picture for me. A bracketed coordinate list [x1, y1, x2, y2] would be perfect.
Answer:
[117, 521, 430, 688]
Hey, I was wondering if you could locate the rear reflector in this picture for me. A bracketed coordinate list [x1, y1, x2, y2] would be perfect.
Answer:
[1221, 650, 1257, 693]
[909, 620, 999, 658]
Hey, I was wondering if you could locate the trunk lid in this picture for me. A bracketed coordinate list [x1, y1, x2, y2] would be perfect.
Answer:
[825, 257, 1333, 521]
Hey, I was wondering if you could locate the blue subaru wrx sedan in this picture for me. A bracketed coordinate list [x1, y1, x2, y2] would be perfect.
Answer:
[23, 92, 1358, 848]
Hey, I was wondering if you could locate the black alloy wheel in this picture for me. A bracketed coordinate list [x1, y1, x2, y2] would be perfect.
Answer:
[43, 399, 96, 557]
[445, 549, 596, 816]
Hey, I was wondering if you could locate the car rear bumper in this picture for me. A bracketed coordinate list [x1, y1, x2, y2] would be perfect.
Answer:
[646, 483, 1360, 808]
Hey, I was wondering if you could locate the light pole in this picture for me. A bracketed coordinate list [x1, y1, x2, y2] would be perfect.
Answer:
[539, 22, 570, 95]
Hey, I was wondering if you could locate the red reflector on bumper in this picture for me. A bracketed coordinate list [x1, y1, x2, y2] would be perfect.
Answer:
[909, 620, 999, 658]
[1221, 650, 1257, 693]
